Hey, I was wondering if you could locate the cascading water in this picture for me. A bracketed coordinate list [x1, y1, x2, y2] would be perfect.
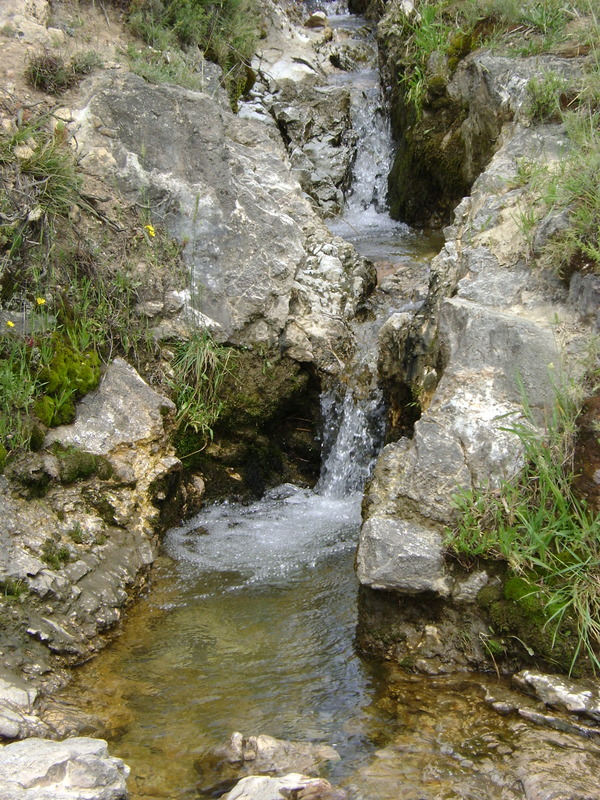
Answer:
[55, 6, 446, 799]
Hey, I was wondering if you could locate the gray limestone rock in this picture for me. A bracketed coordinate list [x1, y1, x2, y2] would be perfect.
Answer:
[356, 516, 451, 595]
[513, 670, 600, 723]
[0, 359, 180, 737]
[0, 737, 129, 799]
[221, 774, 346, 800]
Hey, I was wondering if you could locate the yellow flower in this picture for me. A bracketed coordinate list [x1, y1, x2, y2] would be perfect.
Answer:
[6, 320, 15, 328]
[144, 224, 156, 238]
[36, 297, 46, 306]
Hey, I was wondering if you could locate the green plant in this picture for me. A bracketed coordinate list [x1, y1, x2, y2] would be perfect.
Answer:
[446, 377, 600, 673]
[537, 109, 600, 276]
[67, 523, 85, 544]
[0, 578, 27, 600]
[126, 0, 260, 107]
[526, 71, 567, 122]
[25, 49, 102, 94]
[170, 330, 234, 442]
[41, 538, 71, 570]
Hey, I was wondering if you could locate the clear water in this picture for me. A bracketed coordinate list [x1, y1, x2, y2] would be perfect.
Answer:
[60, 487, 387, 799]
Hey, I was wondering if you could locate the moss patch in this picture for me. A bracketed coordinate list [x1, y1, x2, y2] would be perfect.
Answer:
[488, 576, 579, 673]
[388, 96, 471, 226]
[51, 444, 112, 484]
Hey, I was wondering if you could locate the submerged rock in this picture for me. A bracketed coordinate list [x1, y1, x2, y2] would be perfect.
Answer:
[199, 732, 341, 795]
[220, 774, 346, 800]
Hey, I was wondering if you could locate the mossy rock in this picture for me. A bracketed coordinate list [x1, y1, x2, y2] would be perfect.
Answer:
[37, 336, 100, 426]
[489, 595, 577, 673]
[51, 444, 112, 484]
[216, 350, 312, 430]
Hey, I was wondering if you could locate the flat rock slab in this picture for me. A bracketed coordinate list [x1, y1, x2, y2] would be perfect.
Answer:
[514, 669, 600, 723]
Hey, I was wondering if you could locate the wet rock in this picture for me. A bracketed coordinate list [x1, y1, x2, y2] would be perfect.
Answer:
[513, 670, 600, 723]
[0, 736, 129, 799]
[0, 669, 49, 740]
[220, 774, 346, 800]
[199, 732, 340, 793]
[305, 12, 328, 29]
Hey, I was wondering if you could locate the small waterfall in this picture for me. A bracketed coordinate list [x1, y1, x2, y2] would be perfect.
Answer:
[316, 387, 384, 498]
[344, 70, 392, 215]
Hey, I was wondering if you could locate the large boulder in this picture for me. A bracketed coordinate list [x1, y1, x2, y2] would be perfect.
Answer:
[72, 72, 373, 370]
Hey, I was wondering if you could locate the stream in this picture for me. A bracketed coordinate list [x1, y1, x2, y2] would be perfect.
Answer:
[53, 6, 600, 800]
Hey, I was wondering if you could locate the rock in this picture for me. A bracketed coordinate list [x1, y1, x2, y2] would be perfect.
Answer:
[357, 111, 593, 673]
[199, 732, 340, 794]
[305, 12, 328, 29]
[221, 774, 346, 800]
[45, 358, 175, 456]
[0, 359, 181, 735]
[513, 670, 600, 723]
[356, 516, 451, 595]
[72, 73, 372, 367]
[0, 736, 129, 799]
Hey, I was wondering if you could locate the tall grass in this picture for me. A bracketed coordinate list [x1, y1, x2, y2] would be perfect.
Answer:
[126, 0, 260, 105]
[170, 330, 234, 442]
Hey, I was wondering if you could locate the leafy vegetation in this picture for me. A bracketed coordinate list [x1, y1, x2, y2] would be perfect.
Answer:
[124, 0, 261, 106]
[0, 107, 187, 464]
[446, 370, 600, 673]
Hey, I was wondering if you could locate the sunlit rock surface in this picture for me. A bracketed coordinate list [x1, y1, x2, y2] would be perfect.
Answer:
[0, 737, 129, 799]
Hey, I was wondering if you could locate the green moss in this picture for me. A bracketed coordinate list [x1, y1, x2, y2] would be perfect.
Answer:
[476, 583, 502, 608]
[52, 444, 111, 484]
[489, 594, 577, 673]
[0, 443, 6, 473]
[37, 336, 100, 426]
[33, 395, 56, 427]
[504, 576, 542, 614]
[217, 350, 310, 430]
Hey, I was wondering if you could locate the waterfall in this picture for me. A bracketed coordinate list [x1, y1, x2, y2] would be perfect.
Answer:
[316, 387, 384, 498]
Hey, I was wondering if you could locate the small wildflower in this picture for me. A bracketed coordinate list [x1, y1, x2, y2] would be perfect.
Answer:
[36, 297, 46, 306]
[6, 320, 15, 328]
[144, 223, 156, 238]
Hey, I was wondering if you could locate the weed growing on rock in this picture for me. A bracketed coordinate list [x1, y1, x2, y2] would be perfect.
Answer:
[446, 371, 600, 673]
[0, 105, 187, 463]
[25, 49, 102, 94]
[125, 0, 260, 106]
[170, 330, 234, 443]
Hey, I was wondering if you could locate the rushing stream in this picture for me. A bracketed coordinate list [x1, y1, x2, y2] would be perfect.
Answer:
[53, 5, 599, 800]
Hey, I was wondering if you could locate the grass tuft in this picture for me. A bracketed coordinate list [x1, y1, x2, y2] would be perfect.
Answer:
[446, 370, 600, 673]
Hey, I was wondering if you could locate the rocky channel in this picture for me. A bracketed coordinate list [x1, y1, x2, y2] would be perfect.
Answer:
[1, 0, 600, 798]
